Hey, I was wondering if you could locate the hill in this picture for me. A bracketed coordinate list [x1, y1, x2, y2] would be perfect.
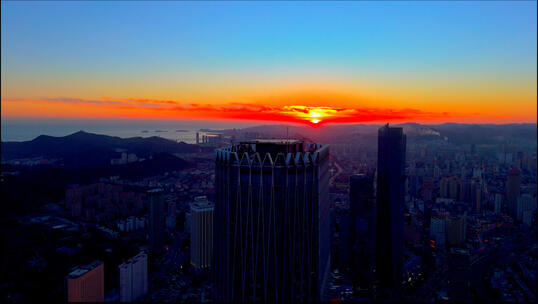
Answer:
[1, 131, 208, 167]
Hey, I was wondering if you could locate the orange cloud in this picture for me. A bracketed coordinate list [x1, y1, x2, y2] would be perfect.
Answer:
[1, 96, 471, 125]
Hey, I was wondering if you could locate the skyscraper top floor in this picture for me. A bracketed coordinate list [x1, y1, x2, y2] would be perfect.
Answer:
[215, 139, 329, 167]
[379, 124, 404, 137]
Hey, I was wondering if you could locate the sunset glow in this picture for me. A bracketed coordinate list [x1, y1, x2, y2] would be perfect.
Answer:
[1, 2, 536, 125]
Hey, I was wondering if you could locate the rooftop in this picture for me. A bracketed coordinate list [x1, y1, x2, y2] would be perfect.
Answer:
[67, 260, 103, 279]
[215, 138, 329, 165]
[191, 197, 214, 211]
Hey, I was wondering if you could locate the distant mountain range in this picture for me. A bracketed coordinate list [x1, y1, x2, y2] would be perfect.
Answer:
[222, 122, 537, 145]
[1, 133, 199, 216]
[2, 124, 536, 166]
[1, 130, 210, 166]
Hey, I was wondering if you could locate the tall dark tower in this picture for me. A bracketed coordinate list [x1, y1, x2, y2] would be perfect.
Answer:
[375, 124, 406, 292]
[349, 174, 376, 295]
[148, 189, 165, 252]
[214, 139, 330, 302]
[506, 168, 521, 218]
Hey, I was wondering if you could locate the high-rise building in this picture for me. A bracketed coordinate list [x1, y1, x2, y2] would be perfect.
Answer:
[119, 252, 148, 302]
[516, 194, 536, 221]
[448, 177, 460, 200]
[214, 139, 330, 302]
[184, 212, 191, 233]
[440, 176, 459, 200]
[349, 174, 375, 293]
[494, 193, 502, 214]
[376, 125, 406, 291]
[66, 261, 104, 302]
[190, 196, 214, 270]
[447, 249, 472, 301]
[446, 214, 467, 247]
[422, 177, 435, 202]
[522, 210, 535, 226]
[430, 216, 446, 249]
[433, 166, 441, 179]
[506, 169, 521, 218]
[459, 180, 472, 203]
[440, 177, 449, 198]
[148, 189, 165, 252]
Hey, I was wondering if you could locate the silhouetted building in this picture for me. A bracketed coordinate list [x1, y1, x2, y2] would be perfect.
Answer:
[430, 215, 446, 249]
[349, 174, 375, 294]
[422, 177, 434, 202]
[330, 207, 351, 271]
[65, 183, 143, 221]
[494, 193, 503, 214]
[440, 177, 460, 200]
[119, 252, 148, 302]
[469, 178, 482, 212]
[376, 124, 406, 292]
[516, 194, 536, 221]
[447, 248, 472, 301]
[459, 180, 472, 203]
[446, 214, 467, 247]
[506, 169, 521, 218]
[66, 260, 104, 302]
[148, 189, 165, 252]
[190, 196, 214, 270]
[214, 139, 330, 302]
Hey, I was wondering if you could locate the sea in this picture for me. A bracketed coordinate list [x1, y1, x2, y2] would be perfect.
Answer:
[1, 119, 262, 143]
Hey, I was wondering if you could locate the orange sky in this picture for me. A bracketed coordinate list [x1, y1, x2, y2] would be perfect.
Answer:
[2, 84, 536, 125]
[2, 2, 536, 125]
[2, 69, 536, 124]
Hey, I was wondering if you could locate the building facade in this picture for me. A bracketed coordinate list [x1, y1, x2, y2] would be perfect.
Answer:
[446, 214, 467, 247]
[190, 196, 214, 270]
[516, 194, 536, 221]
[214, 139, 330, 302]
[506, 169, 521, 218]
[148, 189, 165, 252]
[66, 261, 104, 302]
[349, 174, 376, 294]
[119, 252, 148, 302]
[376, 125, 406, 291]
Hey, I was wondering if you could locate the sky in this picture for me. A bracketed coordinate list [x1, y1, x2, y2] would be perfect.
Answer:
[1, 1, 537, 126]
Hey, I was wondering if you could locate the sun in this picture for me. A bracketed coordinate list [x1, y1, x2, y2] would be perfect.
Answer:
[281, 105, 340, 125]
[308, 109, 324, 124]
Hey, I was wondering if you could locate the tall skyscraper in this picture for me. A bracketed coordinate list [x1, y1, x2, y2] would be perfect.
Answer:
[349, 174, 375, 294]
[148, 189, 165, 252]
[506, 169, 521, 218]
[214, 139, 330, 302]
[190, 196, 214, 270]
[66, 260, 104, 302]
[119, 252, 148, 302]
[376, 124, 406, 291]
[446, 214, 467, 247]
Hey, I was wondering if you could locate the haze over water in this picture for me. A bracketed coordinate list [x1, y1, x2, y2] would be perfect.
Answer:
[1, 119, 262, 142]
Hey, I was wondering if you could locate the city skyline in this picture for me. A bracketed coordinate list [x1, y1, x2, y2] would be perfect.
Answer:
[1, 1, 537, 125]
[1, 2, 537, 302]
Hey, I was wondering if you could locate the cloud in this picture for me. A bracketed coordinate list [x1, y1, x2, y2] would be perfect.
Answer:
[2, 96, 457, 124]
[41, 97, 129, 106]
